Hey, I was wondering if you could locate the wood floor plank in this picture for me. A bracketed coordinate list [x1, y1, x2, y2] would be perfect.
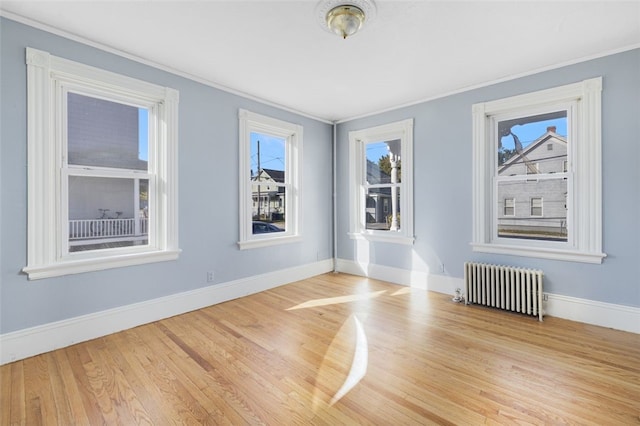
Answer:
[144, 321, 260, 424]
[0, 363, 19, 424]
[1, 273, 639, 425]
[22, 353, 57, 424]
[44, 352, 75, 425]
[51, 350, 92, 425]
[63, 343, 109, 425]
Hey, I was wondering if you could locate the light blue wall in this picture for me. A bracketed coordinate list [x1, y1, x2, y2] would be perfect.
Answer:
[0, 18, 333, 334]
[2, 17, 638, 338]
[336, 48, 640, 308]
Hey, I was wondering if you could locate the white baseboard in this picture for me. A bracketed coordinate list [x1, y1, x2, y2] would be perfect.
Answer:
[545, 293, 640, 334]
[335, 258, 640, 334]
[4, 258, 636, 365]
[334, 258, 462, 295]
[0, 259, 333, 365]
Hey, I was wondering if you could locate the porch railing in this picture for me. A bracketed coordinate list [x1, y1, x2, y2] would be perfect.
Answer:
[69, 218, 148, 241]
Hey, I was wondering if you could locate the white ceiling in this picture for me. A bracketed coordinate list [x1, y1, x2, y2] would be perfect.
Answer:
[2, 1, 639, 122]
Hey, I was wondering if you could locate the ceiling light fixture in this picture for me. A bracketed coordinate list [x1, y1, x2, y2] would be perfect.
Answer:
[316, 0, 377, 40]
[327, 5, 365, 39]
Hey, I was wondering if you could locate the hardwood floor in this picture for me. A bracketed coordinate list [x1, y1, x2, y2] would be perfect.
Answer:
[2, 273, 639, 425]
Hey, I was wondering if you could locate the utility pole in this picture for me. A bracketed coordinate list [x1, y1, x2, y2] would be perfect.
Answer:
[257, 140, 261, 219]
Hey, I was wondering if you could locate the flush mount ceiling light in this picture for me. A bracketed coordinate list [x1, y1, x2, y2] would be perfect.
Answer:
[327, 5, 365, 39]
[316, 0, 377, 39]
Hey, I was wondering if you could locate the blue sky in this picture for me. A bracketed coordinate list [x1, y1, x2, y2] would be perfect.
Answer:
[251, 132, 285, 174]
[500, 117, 567, 150]
[138, 108, 148, 161]
[366, 141, 391, 163]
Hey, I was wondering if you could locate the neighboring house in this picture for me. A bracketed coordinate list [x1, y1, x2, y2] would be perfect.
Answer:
[497, 127, 568, 240]
[68, 93, 147, 220]
[365, 160, 393, 227]
[251, 168, 285, 221]
[67, 93, 148, 245]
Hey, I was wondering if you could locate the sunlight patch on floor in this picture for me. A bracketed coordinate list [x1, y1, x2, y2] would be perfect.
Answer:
[286, 290, 386, 310]
[390, 286, 414, 296]
[329, 315, 368, 406]
[311, 314, 369, 412]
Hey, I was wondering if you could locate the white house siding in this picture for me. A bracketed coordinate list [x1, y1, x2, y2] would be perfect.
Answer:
[68, 176, 135, 220]
[499, 134, 567, 176]
[497, 133, 568, 237]
[67, 93, 146, 221]
[67, 93, 144, 170]
[497, 179, 567, 231]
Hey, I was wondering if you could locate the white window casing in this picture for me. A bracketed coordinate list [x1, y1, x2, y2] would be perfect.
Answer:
[23, 48, 180, 279]
[348, 119, 414, 245]
[238, 109, 302, 249]
[471, 77, 605, 263]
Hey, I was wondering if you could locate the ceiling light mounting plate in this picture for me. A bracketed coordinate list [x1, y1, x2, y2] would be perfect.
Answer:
[316, 0, 377, 38]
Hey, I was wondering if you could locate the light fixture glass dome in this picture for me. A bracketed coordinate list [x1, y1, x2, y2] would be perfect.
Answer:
[326, 5, 366, 39]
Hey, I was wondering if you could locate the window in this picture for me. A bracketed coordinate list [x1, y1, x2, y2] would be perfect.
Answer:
[348, 119, 414, 245]
[504, 198, 515, 216]
[66, 94, 150, 253]
[238, 110, 302, 249]
[23, 48, 180, 279]
[530, 198, 543, 217]
[528, 163, 541, 174]
[472, 77, 605, 263]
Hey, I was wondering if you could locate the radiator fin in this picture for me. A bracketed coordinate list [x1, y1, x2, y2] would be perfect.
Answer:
[464, 262, 544, 321]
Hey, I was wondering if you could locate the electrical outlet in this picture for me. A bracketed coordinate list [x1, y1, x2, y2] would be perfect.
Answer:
[207, 271, 215, 282]
[439, 263, 445, 273]
[543, 293, 549, 301]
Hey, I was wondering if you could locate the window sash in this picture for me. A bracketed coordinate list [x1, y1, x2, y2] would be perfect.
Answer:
[62, 168, 155, 254]
[60, 85, 157, 257]
[490, 103, 574, 248]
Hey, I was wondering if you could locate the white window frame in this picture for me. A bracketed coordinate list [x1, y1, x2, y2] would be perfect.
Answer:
[23, 48, 180, 280]
[472, 77, 605, 264]
[238, 109, 302, 249]
[348, 119, 414, 245]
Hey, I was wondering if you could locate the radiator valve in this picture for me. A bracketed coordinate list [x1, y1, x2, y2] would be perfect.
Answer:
[452, 288, 464, 303]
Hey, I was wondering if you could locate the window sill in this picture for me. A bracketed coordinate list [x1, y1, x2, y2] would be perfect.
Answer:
[22, 249, 181, 280]
[471, 242, 606, 264]
[238, 235, 302, 250]
[348, 232, 415, 246]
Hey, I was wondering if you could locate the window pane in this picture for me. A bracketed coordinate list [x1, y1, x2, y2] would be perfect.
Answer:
[366, 140, 401, 184]
[497, 178, 567, 242]
[365, 187, 400, 231]
[250, 132, 286, 235]
[251, 183, 286, 234]
[68, 176, 149, 252]
[67, 92, 148, 171]
[250, 132, 285, 182]
[497, 111, 567, 177]
[530, 197, 543, 216]
[504, 198, 515, 216]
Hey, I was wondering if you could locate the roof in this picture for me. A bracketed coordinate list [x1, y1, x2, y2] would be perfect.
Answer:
[255, 168, 285, 183]
[499, 131, 567, 175]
